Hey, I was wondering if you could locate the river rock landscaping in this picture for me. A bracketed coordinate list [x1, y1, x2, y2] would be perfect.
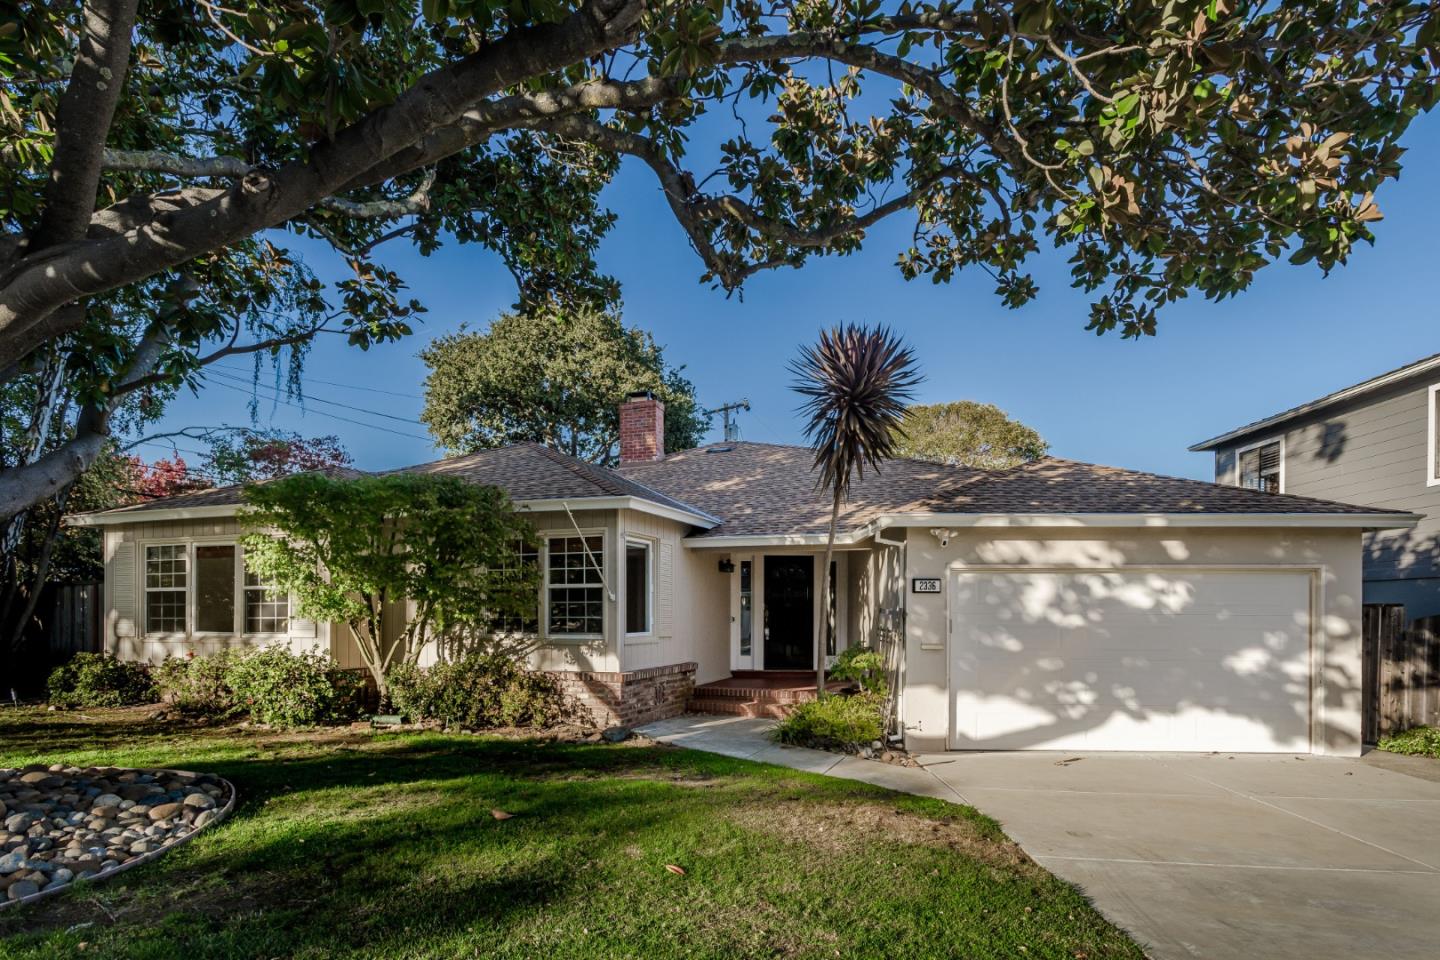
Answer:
[0, 764, 232, 905]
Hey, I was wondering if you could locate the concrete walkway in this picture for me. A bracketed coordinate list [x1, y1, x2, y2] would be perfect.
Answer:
[638, 714, 1440, 960]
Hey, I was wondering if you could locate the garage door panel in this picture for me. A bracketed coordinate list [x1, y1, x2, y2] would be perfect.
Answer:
[950, 570, 1312, 753]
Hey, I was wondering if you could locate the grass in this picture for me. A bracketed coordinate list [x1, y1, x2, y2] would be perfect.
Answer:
[1377, 725, 1440, 758]
[0, 707, 1143, 960]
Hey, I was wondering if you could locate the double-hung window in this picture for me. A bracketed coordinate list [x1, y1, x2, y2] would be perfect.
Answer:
[143, 542, 290, 636]
[546, 535, 605, 637]
[1237, 439, 1282, 493]
[494, 539, 541, 634]
[145, 544, 188, 633]
[625, 539, 652, 636]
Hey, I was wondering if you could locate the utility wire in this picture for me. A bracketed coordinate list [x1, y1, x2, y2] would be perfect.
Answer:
[210, 362, 425, 400]
[208, 380, 433, 441]
[206, 369, 428, 427]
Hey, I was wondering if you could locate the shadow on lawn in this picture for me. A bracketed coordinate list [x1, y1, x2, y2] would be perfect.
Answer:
[0, 729, 865, 955]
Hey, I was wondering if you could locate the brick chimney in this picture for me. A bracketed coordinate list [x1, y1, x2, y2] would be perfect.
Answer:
[619, 391, 665, 463]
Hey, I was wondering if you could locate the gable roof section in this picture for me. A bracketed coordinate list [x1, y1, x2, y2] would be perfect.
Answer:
[69, 444, 717, 528]
[1190, 352, 1440, 452]
[614, 443, 1414, 541]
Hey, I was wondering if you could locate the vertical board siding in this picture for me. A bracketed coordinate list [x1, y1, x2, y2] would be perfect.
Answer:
[1363, 603, 1440, 741]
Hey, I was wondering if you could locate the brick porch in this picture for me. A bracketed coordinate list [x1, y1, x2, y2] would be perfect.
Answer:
[686, 670, 849, 719]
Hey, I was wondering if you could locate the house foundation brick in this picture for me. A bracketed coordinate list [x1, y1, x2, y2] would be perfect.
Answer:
[548, 661, 696, 728]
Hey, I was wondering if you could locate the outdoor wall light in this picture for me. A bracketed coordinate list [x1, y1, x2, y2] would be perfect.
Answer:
[717, 558, 735, 573]
[929, 528, 963, 548]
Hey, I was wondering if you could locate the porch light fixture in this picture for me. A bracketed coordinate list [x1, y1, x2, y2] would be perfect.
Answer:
[718, 558, 735, 574]
[929, 528, 963, 548]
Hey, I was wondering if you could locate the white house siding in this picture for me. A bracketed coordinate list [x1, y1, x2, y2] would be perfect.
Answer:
[617, 510, 729, 683]
[899, 526, 1365, 756]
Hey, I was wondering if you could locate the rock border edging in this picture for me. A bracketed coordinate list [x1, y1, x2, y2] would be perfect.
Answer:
[0, 772, 237, 911]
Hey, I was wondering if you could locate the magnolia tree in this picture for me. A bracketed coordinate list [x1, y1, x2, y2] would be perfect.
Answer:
[240, 473, 539, 701]
[1, 0, 1437, 526]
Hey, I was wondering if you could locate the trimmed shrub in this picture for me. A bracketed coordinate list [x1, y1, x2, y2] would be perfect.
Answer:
[1377, 725, 1440, 758]
[829, 646, 886, 695]
[773, 692, 885, 749]
[386, 652, 565, 729]
[155, 652, 238, 718]
[226, 646, 363, 727]
[46, 653, 156, 708]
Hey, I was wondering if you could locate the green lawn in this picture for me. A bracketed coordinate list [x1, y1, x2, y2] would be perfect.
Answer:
[0, 708, 1142, 960]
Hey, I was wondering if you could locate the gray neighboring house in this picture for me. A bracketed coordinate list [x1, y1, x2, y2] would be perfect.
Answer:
[1191, 352, 1440, 619]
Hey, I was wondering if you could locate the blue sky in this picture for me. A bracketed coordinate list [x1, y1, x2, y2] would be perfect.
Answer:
[142, 113, 1440, 483]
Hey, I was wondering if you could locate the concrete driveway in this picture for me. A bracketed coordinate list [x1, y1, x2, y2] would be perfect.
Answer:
[913, 749, 1440, 960]
[638, 716, 1440, 960]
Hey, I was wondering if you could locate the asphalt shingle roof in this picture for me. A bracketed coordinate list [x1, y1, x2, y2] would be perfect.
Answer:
[79, 441, 1406, 533]
[615, 442, 1402, 539]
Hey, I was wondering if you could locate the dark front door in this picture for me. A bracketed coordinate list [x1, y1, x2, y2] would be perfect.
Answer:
[764, 555, 813, 670]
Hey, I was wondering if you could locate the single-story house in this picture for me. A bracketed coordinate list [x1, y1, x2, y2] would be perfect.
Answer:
[72, 394, 1420, 755]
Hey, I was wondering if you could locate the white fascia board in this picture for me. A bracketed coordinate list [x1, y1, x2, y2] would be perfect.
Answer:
[880, 511, 1422, 531]
[681, 531, 870, 549]
[66, 504, 241, 526]
[69, 495, 717, 531]
[517, 496, 718, 529]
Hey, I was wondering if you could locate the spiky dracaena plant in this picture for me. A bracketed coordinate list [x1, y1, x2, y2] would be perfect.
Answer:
[790, 325, 921, 695]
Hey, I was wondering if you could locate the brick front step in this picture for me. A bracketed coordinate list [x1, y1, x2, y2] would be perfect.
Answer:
[687, 698, 795, 719]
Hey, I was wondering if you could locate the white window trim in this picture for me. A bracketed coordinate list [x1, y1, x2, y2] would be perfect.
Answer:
[624, 537, 654, 638]
[1234, 435, 1285, 493]
[140, 537, 292, 640]
[142, 542, 189, 639]
[542, 530, 606, 642]
[1427, 383, 1440, 486]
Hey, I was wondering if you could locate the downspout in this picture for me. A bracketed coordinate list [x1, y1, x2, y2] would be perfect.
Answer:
[871, 517, 906, 741]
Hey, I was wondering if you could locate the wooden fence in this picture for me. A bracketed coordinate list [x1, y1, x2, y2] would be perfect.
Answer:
[37, 581, 103, 659]
[1362, 604, 1440, 743]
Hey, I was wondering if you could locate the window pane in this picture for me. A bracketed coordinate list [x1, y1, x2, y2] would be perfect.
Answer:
[195, 545, 235, 633]
[626, 543, 649, 634]
[547, 534, 604, 635]
[146, 590, 185, 633]
[146, 544, 187, 589]
[243, 557, 289, 633]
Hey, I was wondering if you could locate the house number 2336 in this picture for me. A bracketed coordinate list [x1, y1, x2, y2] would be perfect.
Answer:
[911, 578, 942, 594]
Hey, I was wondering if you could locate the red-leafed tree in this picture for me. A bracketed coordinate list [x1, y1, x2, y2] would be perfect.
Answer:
[202, 430, 354, 486]
[122, 454, 211, 501]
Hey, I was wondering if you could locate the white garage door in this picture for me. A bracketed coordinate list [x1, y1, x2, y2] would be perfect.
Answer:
[949, 569, 1313, 752]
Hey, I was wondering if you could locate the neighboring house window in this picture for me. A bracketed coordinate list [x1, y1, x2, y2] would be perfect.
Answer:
[1237, 439, 1283, 493]
[546, 534, 605, 637]
[194, 544, 237, 633]
[1429, 383, 1440, 486]
[625, 539, 652, 635]
[145, 544, 188, 633]
[243, 568, 291, 634]
[494, 539, 540, 634]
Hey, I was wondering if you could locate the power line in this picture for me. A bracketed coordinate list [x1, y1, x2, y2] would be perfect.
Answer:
[209, 363, 425, 400]
[208, 380, 433, 441]
[206, 370, 428, 427]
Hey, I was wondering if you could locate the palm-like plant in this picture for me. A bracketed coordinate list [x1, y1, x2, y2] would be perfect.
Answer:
[791, 324, 921, 695]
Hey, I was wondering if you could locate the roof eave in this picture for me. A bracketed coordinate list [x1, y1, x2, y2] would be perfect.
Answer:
[68, 494, 720, 530]
[1190, 354, 1440, 451]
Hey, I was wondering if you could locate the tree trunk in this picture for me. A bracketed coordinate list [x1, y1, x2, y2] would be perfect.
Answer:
[817, 488, 841, 696]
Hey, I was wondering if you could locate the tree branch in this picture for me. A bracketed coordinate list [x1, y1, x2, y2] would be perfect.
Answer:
[31, 0, 141, 250]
